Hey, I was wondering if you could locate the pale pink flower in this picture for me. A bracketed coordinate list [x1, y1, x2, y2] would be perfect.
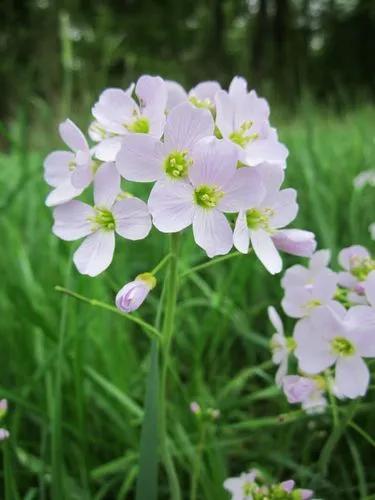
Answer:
[215, 89, 288, 167]
[116, 102, 214, 184]
[148, 137, 264, 257]
[280, 481, 314, 499]
[116, 273, 156, 313]
[165, 80, 221, 112]
[53, 163, 151, 276]
[44, 119, 94, 206]
[223, 470, 257, 500]
[190, 402, 201, 415]
[294, 305, 375, 398]
[233, 164, 298, 274]
[0, 429, 9, 441]
[0, 399, 8, 418]
[282, 375, 315, 404]
[281, 250, 338, 318]
[338, 245, 374, 303]
[91, 75, 167, 162]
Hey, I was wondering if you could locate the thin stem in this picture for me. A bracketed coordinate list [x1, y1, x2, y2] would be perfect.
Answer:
[151, 253, 173, 275]
[180, 251, 244, 278]
[54, 286, 161, 340]
[160, 234, 181, 500]
[326, 371, 339, 429]
[190, 422, 207, 500]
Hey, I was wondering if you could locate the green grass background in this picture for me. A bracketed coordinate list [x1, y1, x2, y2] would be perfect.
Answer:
[0, 102, 374, 499]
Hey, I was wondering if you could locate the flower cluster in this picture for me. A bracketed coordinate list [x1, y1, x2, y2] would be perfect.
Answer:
[44, 75, 315, 279]
[269, 246, 375, 408]
[224, 469, 315, 500]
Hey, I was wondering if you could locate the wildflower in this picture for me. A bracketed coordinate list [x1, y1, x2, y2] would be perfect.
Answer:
[116, 102, 214, 183]
[190, 401, 202, 415]
[91, 75, 167, 161]
[148, 137, 264, 257]
[282, 375, 316, 404]
[294, 305, 375, 398]
[233, 164, 298, 274]
[338, 245, 374, 303]
[281, 250, 338, 318]
[116, 273, 156, 313]
[0, 399, 8, 419]
[215, 88, 288, 167]
[279, 480, 314, 499]
[44, 119, 95, 206]
[223, 470, 258, 499]
[0, 429, 9, 441]
[353, 169, 375, 189]
[165, 80, 222, 112]
[268, 306, 295, 385]
[52, 163, 151, 276]
[271, 229, 316, 258]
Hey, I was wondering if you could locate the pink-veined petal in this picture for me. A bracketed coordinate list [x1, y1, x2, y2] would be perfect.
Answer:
[94, 162, 121, 208]
[189, 137, 238, 188]
[73, 230, 115, 277]
[59, 119, 88, 152]
[148, 180, 194, 233]
[116, 134, 164, 182]
[272, 229, 316, 258]
[113, 197, 152, 240]
[52, 200, 94, 241]
[192, 208, 233, 258]
[250, 228, 282, 274]
[219, 167, 265, 212]
[164, 102, 214, 151]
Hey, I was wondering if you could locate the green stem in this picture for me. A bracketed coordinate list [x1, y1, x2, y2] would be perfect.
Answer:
[54, 286, 161, 340]
[326, 371, 339, 429]
[160, 234, 181, 500]
[151, 253, 173, 275]
[180, 251, 243, 278]
[190, 422, 207, 500]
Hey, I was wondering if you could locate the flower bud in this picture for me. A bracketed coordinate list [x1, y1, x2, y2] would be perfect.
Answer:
[115, 273, 156, 313]
[282, 375, 315, 404]
[272, 229, 316, 258]
[0, 428, 9, 441]
[0, 399, 8, 419]
[190, 401, 201, 415]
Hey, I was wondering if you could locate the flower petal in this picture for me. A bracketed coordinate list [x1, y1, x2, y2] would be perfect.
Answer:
[73, 230, 115, 276]
[233, 211, 250, 254]
[52, 200, 94, 240]
[228, 76, 247, 99]
[215, 90, 235, 138]
[268, 188, 298, 228]
[116, 134, 164, 182]
[335, 356, 369, 398]
[44, 151, 74, 187]
[250, 228, 282, 274]
[192, 208, 233, 257]
[92, 88, 135, 132]
[71, 164, 94, 189]
[272, 229, 316, 257]
[189, 137, 238, 188]
[45, 180, 83, 207]
[364, 270, 375, 307]
[94, 162, 121, 208]
[59, 119, 88, 152]
[164, 102, 214, 151]
[148, 180, 194, 232]
[113, 197, 152, 240]
[268, 306, 284, 336]
[338, 245, 370, 271]
[94, 136, 123, 162]
[165, 80, 188, 111]
[189, 80, 221, 102]
[244, 137, 288, 166]
[219, 167, 265, 212]
[135, 75, 166, 110]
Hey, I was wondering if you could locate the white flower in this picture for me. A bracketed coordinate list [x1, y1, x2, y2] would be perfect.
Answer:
[223, 470, 257, 500]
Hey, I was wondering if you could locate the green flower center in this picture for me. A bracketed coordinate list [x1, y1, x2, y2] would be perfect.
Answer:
[91, 159, 102, 174]
[189, 95, 215, 112]
[89, 207, 116, 231]
[350, 257, 375, 281]
[164, 150, 191, 179]
[68, 160, 76, 171]
[331, 336, 356, 357]
[286, 337, 297, 352]
[229, 121, 259, 148]
[194, 185, 223, 209]
[246, 208, 273, 231]
[243, 482, 255, 496]
[127, 116, 150, 134]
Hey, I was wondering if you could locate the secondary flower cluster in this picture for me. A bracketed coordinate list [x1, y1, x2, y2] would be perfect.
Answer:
[44, 75, 316, 278]
[224, 469, 314, 500]
[269, 246, 375, 408]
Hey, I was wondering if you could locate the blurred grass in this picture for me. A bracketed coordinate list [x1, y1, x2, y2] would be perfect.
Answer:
[0, 102, 374, 499]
